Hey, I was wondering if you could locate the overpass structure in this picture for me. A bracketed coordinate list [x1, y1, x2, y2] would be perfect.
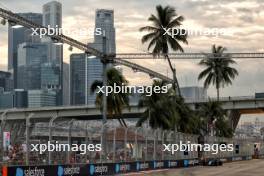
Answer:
[186, 96, 264, 129]
[0, 105, 144, 121]
[1, 96, 264, 127]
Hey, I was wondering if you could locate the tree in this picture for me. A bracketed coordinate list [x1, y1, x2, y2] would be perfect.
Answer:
[136, 80, 180, 130]
[136, 80, 200, 133]
[198, 45, 238, 101]
[198, 100, 233, 137]
[174, 96, 200, 134]
[91, 68, 130, 127]
[140, 5, 188, 95]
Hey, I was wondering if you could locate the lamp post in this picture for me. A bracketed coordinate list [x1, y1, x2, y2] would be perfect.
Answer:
[102, 36, 107, 124]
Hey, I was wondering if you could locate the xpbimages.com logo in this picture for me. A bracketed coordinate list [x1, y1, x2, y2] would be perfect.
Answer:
[96, 83, 168, 96]
[31, 25, 105, 38]
[163, 27, 233, 38]
[31, 141, 101, 154]
[163, 141, 234, 154]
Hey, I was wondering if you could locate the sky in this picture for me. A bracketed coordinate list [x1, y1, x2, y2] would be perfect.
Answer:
[0, 0, 264, 101]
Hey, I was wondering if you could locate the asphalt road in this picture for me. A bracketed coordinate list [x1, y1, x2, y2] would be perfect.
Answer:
[124, 159, 264, 176]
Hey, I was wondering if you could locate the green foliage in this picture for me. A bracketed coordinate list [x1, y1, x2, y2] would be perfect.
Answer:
[91, 68, 130, 118]
[197, 100, 233, 137]
[140, 5, 188, 56]
[140, 5, 188, 95]
[137, 81, 233, 137]
[198, 45, 239, 100]
[136, 80, 200, 133]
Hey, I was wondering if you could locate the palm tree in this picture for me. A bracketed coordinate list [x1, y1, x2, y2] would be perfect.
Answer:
[136, 80, 180, 130]
[198, 45, 238, 101]
[174, 96, 200, 133]
[136, 80, 199, 133]
[140, 5, 188, 95]
[198, 100, 233, 137]
[91, 68, 130, 127]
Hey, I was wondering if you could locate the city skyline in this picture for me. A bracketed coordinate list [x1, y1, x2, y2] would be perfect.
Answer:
[0, 0, 263, 99]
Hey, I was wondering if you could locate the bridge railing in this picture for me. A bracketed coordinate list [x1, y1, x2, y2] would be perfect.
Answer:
[184, 96, 257, 103]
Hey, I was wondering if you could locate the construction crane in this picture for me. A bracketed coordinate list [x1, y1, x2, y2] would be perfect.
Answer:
[1, 8, 263, 82]
[0, 7, 173, 82]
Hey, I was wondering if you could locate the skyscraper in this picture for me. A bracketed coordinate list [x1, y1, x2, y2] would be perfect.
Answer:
[86, 9, 116, 105]
[70, 53, 86, 105]
[28, 89, 56, 108]
[0, 89, 28, 109]
[42, 1, 62, 28]
[17, 42, 48, 90]
[8, 13, 42, 88]
[70, 9, 116, 106]
[42, 1, 63, 63]
[0, 71, 13, 91]
[63, 62, 70, 105]
[93, 9, 116, 54]
[41, 62, 60, 90]
[42, 1, 63, 105]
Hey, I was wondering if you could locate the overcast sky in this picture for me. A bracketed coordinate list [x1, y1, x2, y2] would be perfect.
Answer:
[0, 0, 264, 102]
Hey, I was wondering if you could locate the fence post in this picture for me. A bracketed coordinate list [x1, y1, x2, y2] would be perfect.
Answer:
[161, 130, 165, 160]
[113, 127, 116, 163]
[168, 131, 174, 160]
[145, 129, 148, 161]
[25, 113, 34, 165]
[124, 127, 128, 162]
[67, 119, 75, 164]
[153, 129, 157, 161]
[0, 110, 8, 164]
[135, 127, 140, 161]
[100, 123, 107, 163]
[48, 115, 58, 164]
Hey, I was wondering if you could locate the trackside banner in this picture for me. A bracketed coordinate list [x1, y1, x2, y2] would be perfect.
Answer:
[1, 159, 200, 176]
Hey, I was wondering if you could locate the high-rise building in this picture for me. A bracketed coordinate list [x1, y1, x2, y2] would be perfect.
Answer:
[69, 9, 116, 106]
[93, 9, 116, 54]
[41, 62, 61, 105]
[63, 62, 70, 105]
[80, 9, 116, 106]
[42, 1, 62, 28]
[0, 71, 13, 91]
[70, 53, 86, 105]
[180, 86, 207, 101]
[41, 62, 60, 90]
[70, 53, 106, 106]
[28, 89, 56, 108]
[42, 1, 63, 105]
[42, 1, 63, 63]
[8, 13, 42, 88]
[0, 89, 28, 109]
[86, 56, 103, 106]
[17, 42, 48, 90]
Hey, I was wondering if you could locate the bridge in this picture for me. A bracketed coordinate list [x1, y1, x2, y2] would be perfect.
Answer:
[186, 96, 264, 129]
[1, 96, 264, 128]
[0, 105, 144, 121]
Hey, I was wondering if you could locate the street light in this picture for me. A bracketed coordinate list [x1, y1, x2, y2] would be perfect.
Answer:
[9, 21, 23, 28]
[88, 55, 96, 59]
[52, 38, 63, 45]
[54, 42, 63, 46]
[68, 45, 73, 51]
[1, 18, 6, 25]
[11, 24, 23, 29]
